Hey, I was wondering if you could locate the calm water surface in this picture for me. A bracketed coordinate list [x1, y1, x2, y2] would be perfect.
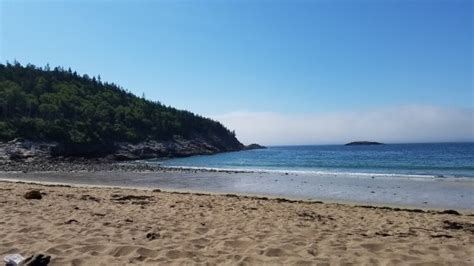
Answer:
[154, 143, 474, 178]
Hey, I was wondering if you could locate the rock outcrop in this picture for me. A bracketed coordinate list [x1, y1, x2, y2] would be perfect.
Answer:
[243, 144, 266, 150]
[345, 141, 383, 146]
[112, 136, 241, 161]
[0, 136, 244, 163]
[24, 190, 43, 200]
[0, 139, 57, 161]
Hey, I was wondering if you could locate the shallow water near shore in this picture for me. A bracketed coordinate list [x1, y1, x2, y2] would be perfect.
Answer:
[1, 143, 472, 210]
[1, 169, 473, 211]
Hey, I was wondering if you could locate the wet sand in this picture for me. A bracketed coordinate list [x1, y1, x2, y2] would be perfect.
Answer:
[1, 180, 473, 265]
[1, 169, 473, 210]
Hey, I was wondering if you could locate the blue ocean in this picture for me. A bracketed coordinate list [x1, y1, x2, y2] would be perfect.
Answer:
[157, 143, 474, 178]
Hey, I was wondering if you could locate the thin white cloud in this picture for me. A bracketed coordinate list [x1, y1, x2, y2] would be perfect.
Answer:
[211, 105, 474, 145]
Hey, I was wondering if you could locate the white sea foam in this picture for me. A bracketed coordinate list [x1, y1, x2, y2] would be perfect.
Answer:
[157, 165, 472, 181]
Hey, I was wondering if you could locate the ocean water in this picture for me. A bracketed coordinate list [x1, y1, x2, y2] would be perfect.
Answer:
[156, 143, 474, 179]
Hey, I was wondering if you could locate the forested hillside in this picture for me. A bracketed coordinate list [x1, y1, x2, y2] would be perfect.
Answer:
[0, 62, 243, 156]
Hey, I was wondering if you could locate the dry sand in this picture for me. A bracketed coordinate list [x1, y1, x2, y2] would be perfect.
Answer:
[0, 181, 473, 265]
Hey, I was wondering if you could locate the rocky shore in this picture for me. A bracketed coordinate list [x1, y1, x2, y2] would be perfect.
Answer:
[0, 159, 256, 174]
[0, 142, 253, 174]
[0, 159, 163, 173]
[1, 137, 243, 161]
[0, 138, 266, 173]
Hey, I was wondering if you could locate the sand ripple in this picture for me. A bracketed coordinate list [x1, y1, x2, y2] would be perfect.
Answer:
[0, 181, 473, 265]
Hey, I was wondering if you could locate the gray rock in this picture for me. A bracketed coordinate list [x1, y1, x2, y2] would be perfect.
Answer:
[24, 190, 42, 200]
[244, 143, 266, 150]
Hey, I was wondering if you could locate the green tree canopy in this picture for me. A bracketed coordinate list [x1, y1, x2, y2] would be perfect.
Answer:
[0, 62, 243, 151]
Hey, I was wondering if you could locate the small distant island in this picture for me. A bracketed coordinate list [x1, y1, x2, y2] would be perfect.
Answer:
[244, 143, 266, 150]
[345, 141, 383, 146]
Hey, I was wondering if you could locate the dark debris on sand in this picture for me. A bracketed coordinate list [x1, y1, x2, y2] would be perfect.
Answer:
[23, 190, 42, 200]
[443, 220, 474, 233]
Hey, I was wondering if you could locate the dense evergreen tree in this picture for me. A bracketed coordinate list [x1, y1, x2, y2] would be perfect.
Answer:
[0, 62, 242, 150]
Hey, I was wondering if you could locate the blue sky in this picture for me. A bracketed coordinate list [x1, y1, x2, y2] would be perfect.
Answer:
[1, 0, 473, 144]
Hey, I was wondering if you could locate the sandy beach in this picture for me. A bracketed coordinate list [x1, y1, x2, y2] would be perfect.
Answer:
[1, 180, 473, 265]
[2, 0, 473, 265]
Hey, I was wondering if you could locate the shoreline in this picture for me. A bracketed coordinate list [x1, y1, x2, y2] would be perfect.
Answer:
[1, 180, 473, 265]
[1, 166, 472, 211]
[158, 165, 474, 180]
[4, 157, 474, 179]
[1, 178, 473, 214]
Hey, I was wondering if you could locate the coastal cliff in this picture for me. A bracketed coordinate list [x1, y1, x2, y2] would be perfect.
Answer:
[0, 62, 244, 161]
[0, 137, 241, 162]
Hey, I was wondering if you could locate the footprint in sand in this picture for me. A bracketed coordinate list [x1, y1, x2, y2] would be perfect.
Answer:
[190, 237, 211, 246]
[294, 260, 314, 266]
[74, 244, 109, 254]
[239, 256, 263, 264]
[361, 243, 384, 252]
[45, 244, 74, 255]
[225, 254, 243, 261]
[135, 247, 159, 258]
[264, 248, 286, 257]
[195, 227, 209, 234]
[165, 250, 195, 260]
[17, 227, 32, 233]
[110, 245, 137, 257]
[224, 240, 252, 250]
